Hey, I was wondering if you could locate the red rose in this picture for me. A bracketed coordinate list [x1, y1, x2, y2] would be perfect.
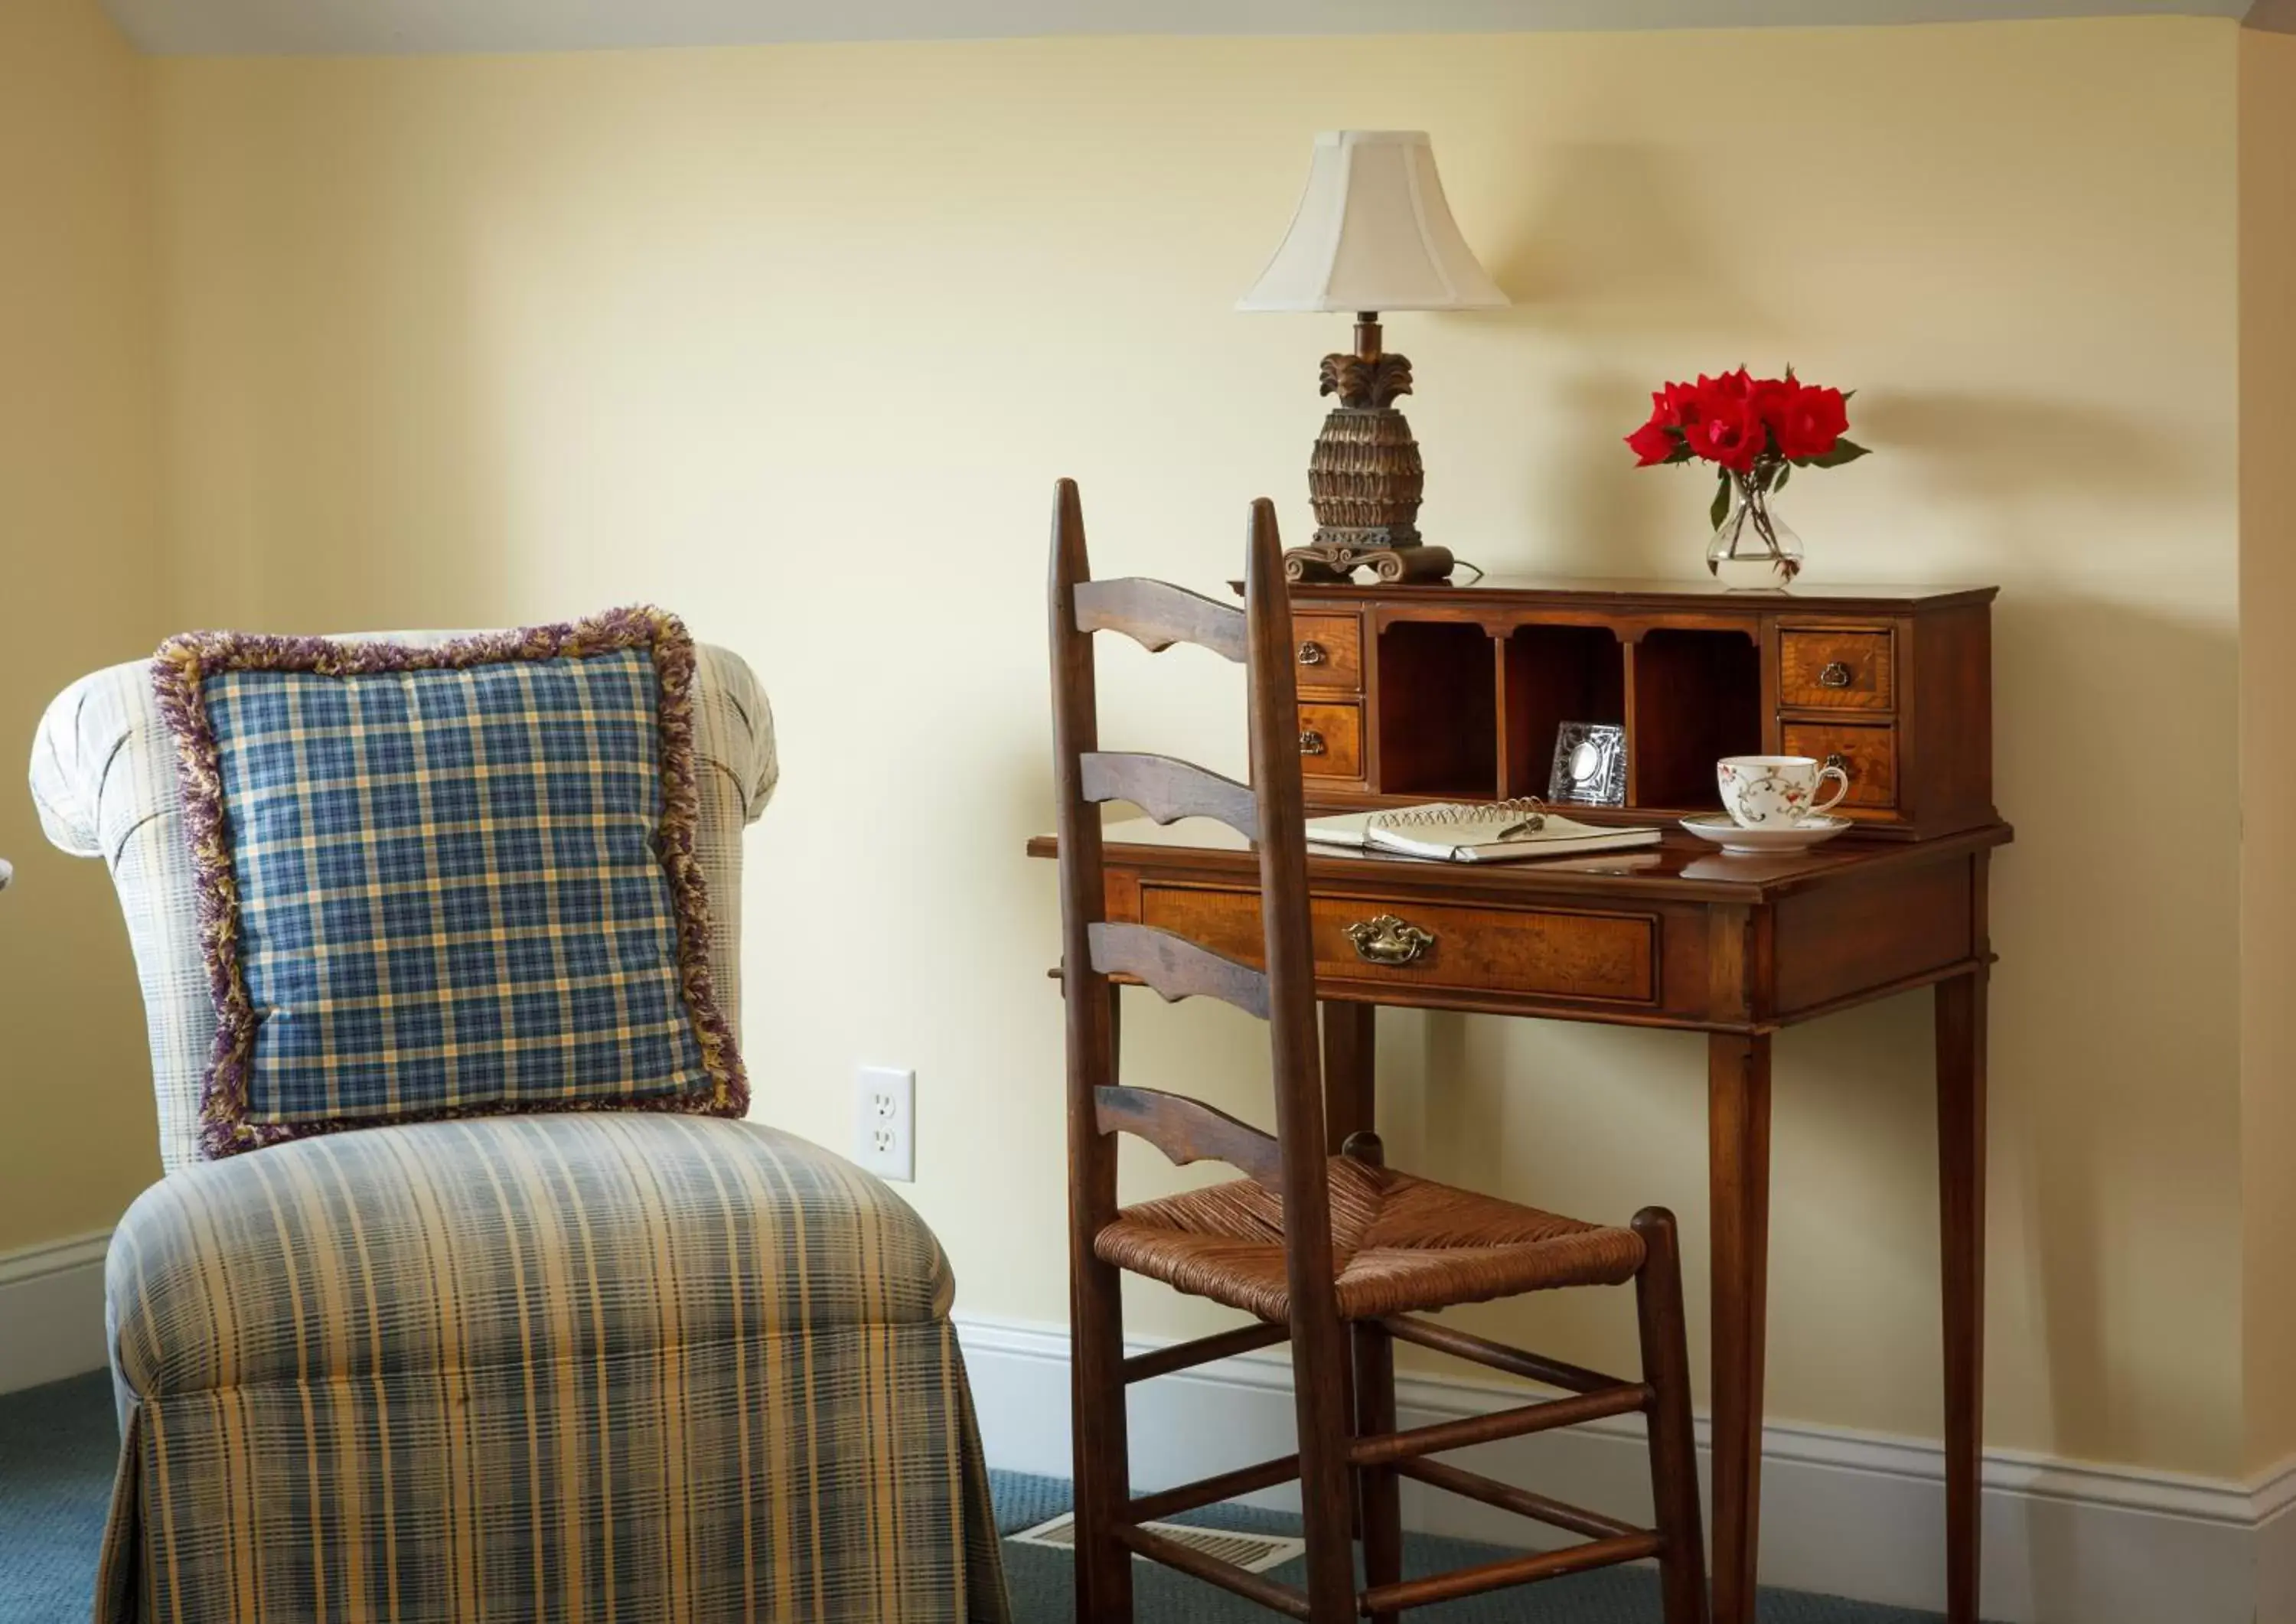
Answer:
[1652, 381, 1701, 427]
[1698, 367, 1756, 403]
[1681, 394, 1767, 472]
[1771, 383, 1850, 461]
[1626, 418, 1678, 465]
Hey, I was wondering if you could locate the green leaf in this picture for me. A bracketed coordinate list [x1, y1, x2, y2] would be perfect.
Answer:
[1709, 472, 1733, 531]
[1773, 462, 1792, 491]
[1665, 442, 1695, 465]
[1805, 438, 1872, 468]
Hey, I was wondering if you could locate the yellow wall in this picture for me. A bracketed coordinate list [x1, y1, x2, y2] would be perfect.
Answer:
[148, 16, 2252, 1476]
[0, 0, 167, 1248]
[2241, 25, 2296, 1479]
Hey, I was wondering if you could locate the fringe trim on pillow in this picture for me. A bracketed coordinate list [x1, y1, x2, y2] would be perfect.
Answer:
[151, 607, 749, 1158]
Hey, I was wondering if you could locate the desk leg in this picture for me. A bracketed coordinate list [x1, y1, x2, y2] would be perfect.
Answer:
[1322, 1000, 1378, 1152]
[1708, 1032, 1773, 1624]
[1937, 970, 1988, 1624]
[1321, 1000, 1378, 1541]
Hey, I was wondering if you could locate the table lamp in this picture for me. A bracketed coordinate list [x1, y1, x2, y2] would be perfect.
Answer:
[1239, 130, 1508, 583]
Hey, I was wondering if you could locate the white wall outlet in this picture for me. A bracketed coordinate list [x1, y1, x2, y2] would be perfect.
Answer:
[852, 1065, 915, 1182]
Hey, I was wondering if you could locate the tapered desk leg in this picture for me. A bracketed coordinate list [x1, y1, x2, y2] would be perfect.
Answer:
[1937, 970, 1988, 1624]
[1322, 1000, 1377, 1152]
[1708, 1032, 1773, 1624]
[1321, 1000, 1378, 1539]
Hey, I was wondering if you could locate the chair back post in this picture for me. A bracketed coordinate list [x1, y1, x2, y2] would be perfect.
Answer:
[1049, 478, 1119, 1239]
[1241, 498, 1359, 1615]
[1046, 478, 1137, 1618]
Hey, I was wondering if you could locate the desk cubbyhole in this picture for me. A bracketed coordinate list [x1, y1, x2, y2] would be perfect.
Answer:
[1375, 619, 1499, 797]
[1628, 628, 1763, 810]
[1502, 624, 1626, 799]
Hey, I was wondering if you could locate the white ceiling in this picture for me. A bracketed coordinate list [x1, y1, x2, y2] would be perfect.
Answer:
[100, 0, 2281, 57]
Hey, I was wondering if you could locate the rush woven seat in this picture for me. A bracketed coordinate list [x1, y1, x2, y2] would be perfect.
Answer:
[1097, 1156, 1646, 1322]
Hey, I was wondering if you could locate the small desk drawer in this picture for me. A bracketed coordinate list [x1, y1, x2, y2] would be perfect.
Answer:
[1293, 613, 1363, 693]
[1297, 701, 1362, 778]
[1780, 628, 1893, 712]
[1140, 883, 1657, 1005]
[1782, 719, 1896, 809]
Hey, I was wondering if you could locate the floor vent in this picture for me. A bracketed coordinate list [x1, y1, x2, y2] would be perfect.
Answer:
[1008, 1512, 1306, 1574]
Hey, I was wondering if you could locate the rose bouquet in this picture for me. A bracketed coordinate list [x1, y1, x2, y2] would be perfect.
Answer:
[1625, 367, 1869, 587]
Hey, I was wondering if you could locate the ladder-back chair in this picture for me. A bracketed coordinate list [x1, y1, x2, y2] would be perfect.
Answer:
[1046, 478, 1710, 1622]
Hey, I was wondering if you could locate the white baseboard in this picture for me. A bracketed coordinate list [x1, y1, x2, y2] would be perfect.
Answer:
[957, 1312, 2292, 1624]
[0, 1229, 112, 1394]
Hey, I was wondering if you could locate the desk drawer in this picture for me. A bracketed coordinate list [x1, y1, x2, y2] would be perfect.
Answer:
[1293, 613, 1363, 693]
[1297, 702, 1362, 778]
[1782, 719, 1896, 810]
[1140, 883, 1657, 1005]
[1779, 628, 1893, 712]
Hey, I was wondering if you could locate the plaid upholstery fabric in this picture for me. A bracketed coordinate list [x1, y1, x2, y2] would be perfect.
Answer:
[33, 634, 775, 1175]
[106, 1114, 1009, 1623]
[203, 647, 709, 1123]
[34, 633, 1011, 1622]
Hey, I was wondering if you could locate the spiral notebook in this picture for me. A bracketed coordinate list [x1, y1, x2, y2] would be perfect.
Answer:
[1306, 798, 1662, 864]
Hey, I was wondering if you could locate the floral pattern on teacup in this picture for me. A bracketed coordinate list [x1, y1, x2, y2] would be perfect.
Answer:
[1717, 757, 1849, 828]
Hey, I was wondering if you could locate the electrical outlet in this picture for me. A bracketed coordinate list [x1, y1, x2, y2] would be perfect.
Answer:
[852, 1065, 915, 1182]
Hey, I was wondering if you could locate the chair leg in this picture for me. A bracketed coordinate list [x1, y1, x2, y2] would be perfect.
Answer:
[1339, 1126, 1401, 1618]
[1352, 1319, 1404, 1623]
[1073, 987, 1133, 1624]
[1634, 1207, 1711, 1624]
[1294, 1310, 1362, 1623]
[1071, 1250, 1134, 1624]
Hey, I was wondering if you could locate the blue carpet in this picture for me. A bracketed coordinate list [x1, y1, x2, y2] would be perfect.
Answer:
[0, 1370, 1940, 1622]
[990, 1472, 1941, 1623]
[0, 1371, 116, 1624]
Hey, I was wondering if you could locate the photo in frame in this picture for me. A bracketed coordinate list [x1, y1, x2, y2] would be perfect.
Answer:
[1548, 722, 1627, 807]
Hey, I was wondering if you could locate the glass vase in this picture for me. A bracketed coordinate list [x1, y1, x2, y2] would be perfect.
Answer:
[1707, 468, 1803, 591]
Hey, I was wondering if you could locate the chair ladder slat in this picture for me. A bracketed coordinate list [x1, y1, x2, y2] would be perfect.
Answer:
[1094, 1085, 1282, 1183]
[1079, 752, 1259, 839]
[1074, 577, 1248, 664]
[1087, 921, 1269, 1019]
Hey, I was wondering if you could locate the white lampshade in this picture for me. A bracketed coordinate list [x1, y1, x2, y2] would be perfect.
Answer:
[1238, 130, 1508, 315]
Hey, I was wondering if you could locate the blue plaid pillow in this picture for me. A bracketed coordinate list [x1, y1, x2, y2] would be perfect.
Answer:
[153, 609, 747, 1156]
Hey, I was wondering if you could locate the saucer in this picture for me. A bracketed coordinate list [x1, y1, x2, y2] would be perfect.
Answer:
[1680, 812, 1854, 856]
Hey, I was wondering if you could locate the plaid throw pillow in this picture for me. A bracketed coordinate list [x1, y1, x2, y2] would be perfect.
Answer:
[152, 608, 747, 1157]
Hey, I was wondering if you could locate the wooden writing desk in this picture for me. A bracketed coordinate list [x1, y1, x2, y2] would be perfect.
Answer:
[1030, 576, 2008, 1623]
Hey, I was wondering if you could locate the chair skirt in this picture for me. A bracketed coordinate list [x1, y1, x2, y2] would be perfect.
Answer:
[99, 1113, 1009, 1624]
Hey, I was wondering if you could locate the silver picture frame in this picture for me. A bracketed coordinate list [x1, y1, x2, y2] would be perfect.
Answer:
[1548, 722, 1627, 807]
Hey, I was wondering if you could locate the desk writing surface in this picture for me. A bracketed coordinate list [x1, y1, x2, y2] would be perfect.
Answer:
[1028, 816, 2011, 905]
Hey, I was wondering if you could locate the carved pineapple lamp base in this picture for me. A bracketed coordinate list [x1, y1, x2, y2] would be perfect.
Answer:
[1284, 315, 1455, 585]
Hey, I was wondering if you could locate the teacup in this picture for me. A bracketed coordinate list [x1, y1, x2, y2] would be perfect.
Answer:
[1716, 755, 1849, 828]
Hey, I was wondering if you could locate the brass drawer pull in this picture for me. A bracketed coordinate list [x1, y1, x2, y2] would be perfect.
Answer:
[1299, 729, 1326, 756]
[1825, 752, 1849, 773]
[1818, 661, 1854, 689]
[1345, 914, 1436, 967]
[1297, 640, 1328, 667]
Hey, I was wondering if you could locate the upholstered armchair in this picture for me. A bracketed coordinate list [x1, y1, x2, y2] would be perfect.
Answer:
[31, 635, 1007, 1624]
